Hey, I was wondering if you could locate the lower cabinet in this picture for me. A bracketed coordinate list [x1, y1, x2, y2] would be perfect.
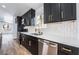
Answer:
[20, 34, 26, 47]
[20, 33, 79, 55]
[24, 35, 29, 50]
[30, 37, 38, 55]
[27, 36, 38, 55]
[58, 44, 79, 55]
[20, 34, 38, 55]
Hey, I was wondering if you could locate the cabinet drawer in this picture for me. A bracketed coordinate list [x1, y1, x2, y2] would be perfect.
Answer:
[58, 44, 79, 55]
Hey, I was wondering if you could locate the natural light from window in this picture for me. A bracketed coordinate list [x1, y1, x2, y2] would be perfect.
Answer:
[4, 14, 13, 23]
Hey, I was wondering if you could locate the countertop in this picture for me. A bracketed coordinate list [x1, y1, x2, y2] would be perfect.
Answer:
[21, 32, 79, 48]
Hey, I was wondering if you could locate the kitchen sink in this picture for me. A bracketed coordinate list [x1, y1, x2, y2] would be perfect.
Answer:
[31, 32, 43, 35]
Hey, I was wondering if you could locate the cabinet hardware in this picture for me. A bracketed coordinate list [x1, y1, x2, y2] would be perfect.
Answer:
[62, 47, 72, 52]
[50, 15, 51, 22]
[48, 15, 51, 22]
[49, 15, 51, 22]
[23, 37, 24, 41]
[61, 11, 64, 19]
[51, 15, 53, 22]
[29, 41, 31, 46]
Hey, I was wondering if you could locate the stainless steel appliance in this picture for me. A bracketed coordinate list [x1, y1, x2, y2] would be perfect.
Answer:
[38, 39, 58, 55]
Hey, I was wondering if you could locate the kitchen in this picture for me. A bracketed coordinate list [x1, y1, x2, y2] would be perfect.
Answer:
[0, 3, 79, 55]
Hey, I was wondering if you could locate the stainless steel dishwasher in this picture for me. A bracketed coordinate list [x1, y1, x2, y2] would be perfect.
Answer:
[47, 42, 58, 55]
[38, 39, 44, 55]
[38, 39, 58, 55]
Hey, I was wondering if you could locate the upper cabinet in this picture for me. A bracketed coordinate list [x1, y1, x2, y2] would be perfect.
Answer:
[44, 3, 51, 23]
[22, 8, 35, 26]
[44, 3, 76, 23]
[16, 8, 35, 32]
[17, 16, 27, 32]
[60, 3, 76, 21]
[51, 3, 61, 22]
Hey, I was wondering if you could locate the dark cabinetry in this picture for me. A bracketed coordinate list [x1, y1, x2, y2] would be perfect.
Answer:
[51, 3, 61, 22]
[17, 16, 27, 32]
[44, 3, 51, 23]
[22, 9, 35, 26]
[19, 34, 26, 47]
[17, 16, 22, 32]
[44, 3, 61, 23]
[17, 9, 35, 31]
[44, 3, 76, 23]
[20, 34, 38, 55]
[58, 44, 79, 55]
[60, 3, 76, 21]
[30, 37, 38, 54]
[20, 33, 79, 55]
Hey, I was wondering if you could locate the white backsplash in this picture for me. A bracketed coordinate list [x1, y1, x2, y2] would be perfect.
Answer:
[41, 21, 77, 40]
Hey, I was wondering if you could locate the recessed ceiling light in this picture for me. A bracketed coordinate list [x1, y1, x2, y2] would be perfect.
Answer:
[1, 5, 6, 8]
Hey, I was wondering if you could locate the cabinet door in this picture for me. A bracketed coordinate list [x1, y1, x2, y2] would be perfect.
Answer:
[24, 14, 30, 26]
[28, 12, 31, 26]
[17, 16, 22, 25]
[44, 3, 51, 23]
[60, 3, 76, 21]
[21, 9, 35, 26]
[24, 35, 32, 53]
[17, 16, 22, 32]
[19, 33, 22, 45]
[24, 36, 38, 55]
[31, 10, 35, 26]
[24, 35, 29, 49]
[17, 16, 26, 32]
[51, 3, 61, 22]
[21, 34, 26, 47]
[58, 44, 79, 55]
[31, 37, 38, 55]
[72, 3, 76, 20]
[25, 17, 29, 26]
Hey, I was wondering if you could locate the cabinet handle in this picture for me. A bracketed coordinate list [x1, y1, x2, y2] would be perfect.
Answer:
[49, 15, 50, 22]
[50, 15, 51, 22]
[27, 19, 29, 25]
[62, 47, 72, 52]
[51, 15, 52, 22]
[29, 41, 31, 46]
[23, 37, 24, 41]
[61, 11, 64, 19]
[22, 19, 24, 24]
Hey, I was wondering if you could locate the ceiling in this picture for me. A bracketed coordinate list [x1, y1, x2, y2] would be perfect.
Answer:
[0, 3, 43, 17]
